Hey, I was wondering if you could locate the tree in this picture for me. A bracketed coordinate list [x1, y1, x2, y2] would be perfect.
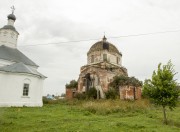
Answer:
[110, 75, 142, 92]
[110, 75, 128, 93]
[65, 80, 78, 89]
[143, 61, 180, 124]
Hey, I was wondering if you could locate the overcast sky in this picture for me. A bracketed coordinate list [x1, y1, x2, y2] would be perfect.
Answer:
[0, 0, 180, 95]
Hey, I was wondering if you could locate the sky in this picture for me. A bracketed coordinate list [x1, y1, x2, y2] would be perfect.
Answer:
[0, 0, 180, 96]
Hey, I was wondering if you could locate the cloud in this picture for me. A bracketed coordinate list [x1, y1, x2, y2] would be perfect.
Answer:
[1, 0, 180, 95]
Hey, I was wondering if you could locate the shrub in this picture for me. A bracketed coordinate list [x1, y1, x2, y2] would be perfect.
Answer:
[74, 87, 97, 100]
[42, 97, 60, 104]
[74, 93, 86, 100]
[87, 87, 97, 99]
[110, 75, 142, 92]
[66, 80, 78, 89]
[105, 88, 118, 99]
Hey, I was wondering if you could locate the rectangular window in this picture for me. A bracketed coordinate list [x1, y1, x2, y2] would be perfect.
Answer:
[103, 54, 107, 61]
[23, 84, 29, 96]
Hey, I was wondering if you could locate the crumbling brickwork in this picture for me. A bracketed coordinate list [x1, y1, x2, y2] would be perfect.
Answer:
[77, 36, 128, 98]
[119, 86, 142, 100]
[66, 88, 76, 99]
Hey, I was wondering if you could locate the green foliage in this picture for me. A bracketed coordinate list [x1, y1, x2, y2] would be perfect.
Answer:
[43, 97, 61, 104]
[74, 87, 97, 100]
[65, 80, 78, 89]
[143, 61, 179, 109]
[80, 99, 150, 115]
[105, 88, 118, 99]
[128, 77, 143, 87]
[74, 93, 86, 100]
[0, 100, 180, 131]
[142, 60, 180, 124]
[110, 75, 142, 92]
[86, 87, 97, 99]
[60, 93, 66, 97]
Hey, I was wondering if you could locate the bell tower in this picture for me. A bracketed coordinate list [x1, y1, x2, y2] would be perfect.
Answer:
[0, 6, 19, 48]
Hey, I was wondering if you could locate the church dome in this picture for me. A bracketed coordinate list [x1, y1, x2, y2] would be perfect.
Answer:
[87, 36, 122, 56]
[7, 13, 16, 21]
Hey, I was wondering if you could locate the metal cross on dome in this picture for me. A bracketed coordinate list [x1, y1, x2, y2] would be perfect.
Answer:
[11, 6, 15, 14]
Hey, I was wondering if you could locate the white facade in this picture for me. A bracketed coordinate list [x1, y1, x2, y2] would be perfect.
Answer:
[0, 18, 19, 48]
[0, 10, 46, 107]
[0, 72, 44, 107]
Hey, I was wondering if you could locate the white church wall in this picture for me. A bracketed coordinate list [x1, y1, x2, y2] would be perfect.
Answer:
[0, 72, 44, 107]
[0, 29, 18, 48]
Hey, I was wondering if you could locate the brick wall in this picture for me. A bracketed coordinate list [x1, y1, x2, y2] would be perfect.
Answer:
[119, 86, 142, 100]
[66, 88, 76, 99]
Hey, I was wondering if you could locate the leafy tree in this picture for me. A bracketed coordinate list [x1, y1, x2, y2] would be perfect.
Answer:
[110, 75, 128, 92]
[110, 75, 142, 92]
[143, 61, 180, 124]
[128, 77, 142, 87]
[65, 80, 78, 89]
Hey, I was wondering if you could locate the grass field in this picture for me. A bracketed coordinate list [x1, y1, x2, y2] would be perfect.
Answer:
[0, 99, 179, 132]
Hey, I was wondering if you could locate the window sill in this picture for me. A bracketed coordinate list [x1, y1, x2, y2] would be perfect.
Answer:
[21, 96, 30, 98]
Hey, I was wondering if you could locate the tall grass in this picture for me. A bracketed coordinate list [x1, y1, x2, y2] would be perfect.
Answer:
[43, 98, 151, 115]
[0, 99, 179, 131]
[78, 99, 151, 115]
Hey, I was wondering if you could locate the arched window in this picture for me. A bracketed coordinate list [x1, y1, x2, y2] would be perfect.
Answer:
[22, 79, 31, 97]
[23, 84, 29, 96]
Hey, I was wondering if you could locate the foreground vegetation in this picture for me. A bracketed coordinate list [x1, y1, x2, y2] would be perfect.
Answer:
[0, 99, 179, 132]
[143, 61, 180, 124]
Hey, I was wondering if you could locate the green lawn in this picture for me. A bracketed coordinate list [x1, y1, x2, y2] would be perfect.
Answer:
[0, 100, 179, 132]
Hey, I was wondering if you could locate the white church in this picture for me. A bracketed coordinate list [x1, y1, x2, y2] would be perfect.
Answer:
[0, 8, 46, 107]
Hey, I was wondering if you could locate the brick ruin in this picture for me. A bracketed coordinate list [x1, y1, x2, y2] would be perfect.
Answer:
[66, 36, 142, 99]
[119, 86, 142, 100]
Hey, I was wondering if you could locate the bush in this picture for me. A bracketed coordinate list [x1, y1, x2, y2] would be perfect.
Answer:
[74, 93, 86, 100]
[42, 97, 60, 104]
[110, 75, 142, 92]
[105, 88, 118, 99]
[87, 87, 97, 99]
[74, 87, 97, 100]
[66, 80, 78, 89]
